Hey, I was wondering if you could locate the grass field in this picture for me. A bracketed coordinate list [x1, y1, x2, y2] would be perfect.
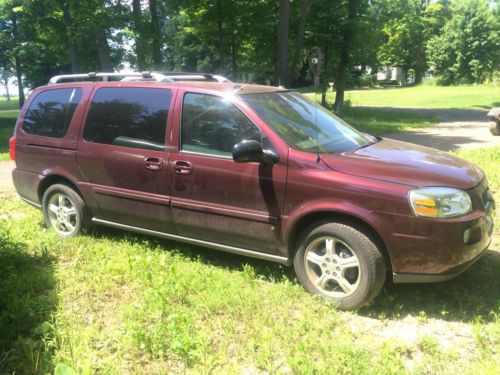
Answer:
[340, 107, 436, 135]
[0, 145, 499, 373]
[303, 83, 499, 110]
[0, 97, 20, 111]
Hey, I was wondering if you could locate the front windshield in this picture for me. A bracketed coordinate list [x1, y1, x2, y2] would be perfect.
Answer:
[240, 91, 373, 154]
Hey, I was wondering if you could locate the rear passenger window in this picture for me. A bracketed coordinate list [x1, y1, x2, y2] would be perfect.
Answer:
[83, 88, 171, 151]
[23, 88, 82, 138]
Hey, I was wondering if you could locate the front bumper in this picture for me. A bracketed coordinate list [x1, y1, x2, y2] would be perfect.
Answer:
[392, 241, 490, 283]
[380, 189, 495, 283]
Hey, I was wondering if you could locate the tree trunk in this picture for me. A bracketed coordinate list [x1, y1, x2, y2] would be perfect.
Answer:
[231, 33, 237, 78]
[149, 0, 162, 70]
[61, 1, 81, 73]
[321, 45, 329, 107]
[94, 26, 113, 71]
[2, 73, 10, 101]
[216, 0, 225, 73]
[334, 0, 358, 113]
[288, 0, 309, 87]
[276, 0, 290, 87]
[133, 0, 146, 71]
[11, 11, 25, 108]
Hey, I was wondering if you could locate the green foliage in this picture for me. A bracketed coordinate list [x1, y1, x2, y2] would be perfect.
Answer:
[427, 0, 499, 85]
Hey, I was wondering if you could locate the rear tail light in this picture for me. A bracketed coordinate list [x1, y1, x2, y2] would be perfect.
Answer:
[9, 136, 16, 160]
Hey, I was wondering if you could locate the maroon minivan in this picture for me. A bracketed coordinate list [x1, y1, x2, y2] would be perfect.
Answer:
[10, 73, 495, 309]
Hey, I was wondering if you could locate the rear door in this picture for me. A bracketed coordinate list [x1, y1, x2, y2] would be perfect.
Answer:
[77, 86, 175, 233]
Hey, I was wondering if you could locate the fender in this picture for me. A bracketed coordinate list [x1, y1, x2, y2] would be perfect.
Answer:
[280, 199, 392, 259]
[38, 166, 99, 213]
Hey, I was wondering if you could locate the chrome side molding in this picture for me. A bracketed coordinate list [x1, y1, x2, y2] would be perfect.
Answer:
[91, 218, 289, 265]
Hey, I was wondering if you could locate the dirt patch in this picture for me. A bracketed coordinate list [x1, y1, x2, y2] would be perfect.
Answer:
[0, 161, 14, 193]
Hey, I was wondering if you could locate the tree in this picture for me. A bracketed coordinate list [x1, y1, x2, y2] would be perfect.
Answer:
[427, 0, 499, 84]
[132, 0, 146, 70]
[334, 0, 363, 112]
[288, 0, 309, 87]
[276, 0, 290, 86]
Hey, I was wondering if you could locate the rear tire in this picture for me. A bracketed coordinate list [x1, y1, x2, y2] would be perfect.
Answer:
[42, 184, 90, 238]
[293, 221, 386, 310]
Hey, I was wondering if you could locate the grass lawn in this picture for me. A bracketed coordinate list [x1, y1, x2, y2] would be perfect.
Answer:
[339, 107, 437, 135]
[0, 111, 18, 160]
[303, 83, 500, 109]
[0, 146, 498, 373]
[0, 97, 20, 111]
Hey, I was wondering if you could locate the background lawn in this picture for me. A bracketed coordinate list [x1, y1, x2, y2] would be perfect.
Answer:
[303, 82, 500, 109]
[0, 143, 498, 373]
[0, 97, 20, 111]
[340, 107, 436, 135]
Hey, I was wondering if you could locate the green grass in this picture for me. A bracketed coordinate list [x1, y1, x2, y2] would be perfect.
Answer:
[340, 107, 437, 135]
[0, 111, 18, 160]
[0, 97, 20, 111]
[0, 147, 499, 373]
[303, 83, 500, 109]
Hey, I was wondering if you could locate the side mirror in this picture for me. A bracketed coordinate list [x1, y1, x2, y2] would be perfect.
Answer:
[232, 140, 279, 165]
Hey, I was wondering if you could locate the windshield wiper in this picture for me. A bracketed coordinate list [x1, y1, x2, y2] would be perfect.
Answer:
[354, 139, 378, 151]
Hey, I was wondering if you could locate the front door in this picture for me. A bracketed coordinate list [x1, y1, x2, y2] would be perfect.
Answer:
[77, 86, 175, 233]
[169, 91, 287, 254]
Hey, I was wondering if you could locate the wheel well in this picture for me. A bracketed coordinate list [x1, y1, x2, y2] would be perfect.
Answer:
[288, 211, 392, 271]
[38, 175, 82, 202]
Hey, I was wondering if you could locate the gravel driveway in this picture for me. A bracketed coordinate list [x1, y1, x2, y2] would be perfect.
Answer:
[373, 106, 500, 151]
[0, 160, 14, 193]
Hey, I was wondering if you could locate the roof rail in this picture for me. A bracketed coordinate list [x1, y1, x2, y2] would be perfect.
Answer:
[48, 72, 173, 84]
[154, 72, 232, 83]
[48, 71, 232, 85]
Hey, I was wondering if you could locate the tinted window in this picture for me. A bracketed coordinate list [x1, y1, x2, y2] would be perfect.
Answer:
[23, 88, 82, 138]
[84, 88, 171, 151]
[181, 93, 261, 157]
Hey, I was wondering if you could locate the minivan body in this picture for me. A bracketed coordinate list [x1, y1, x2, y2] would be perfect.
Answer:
[10, 80, 495, 309]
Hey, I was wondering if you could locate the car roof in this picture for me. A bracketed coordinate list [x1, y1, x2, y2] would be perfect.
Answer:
[38, 81, 288, 95]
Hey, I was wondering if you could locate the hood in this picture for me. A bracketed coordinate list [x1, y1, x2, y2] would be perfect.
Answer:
[321, 138, 483, 189]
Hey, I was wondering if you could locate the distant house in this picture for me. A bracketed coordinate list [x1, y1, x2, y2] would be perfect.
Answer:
[376, 66, 414, 85]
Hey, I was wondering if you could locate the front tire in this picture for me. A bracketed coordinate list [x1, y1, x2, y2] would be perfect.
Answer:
[42, 184, 89, 238]
[293, 221, 386, 310]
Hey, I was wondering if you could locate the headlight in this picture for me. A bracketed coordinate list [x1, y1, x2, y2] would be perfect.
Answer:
[409, 187, 472, 218]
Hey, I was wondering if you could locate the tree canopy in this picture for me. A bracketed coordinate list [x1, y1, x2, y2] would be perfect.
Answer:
[0, 0, 498, 109]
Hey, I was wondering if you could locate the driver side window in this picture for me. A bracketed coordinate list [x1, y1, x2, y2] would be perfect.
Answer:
[181, 92, 262, 157]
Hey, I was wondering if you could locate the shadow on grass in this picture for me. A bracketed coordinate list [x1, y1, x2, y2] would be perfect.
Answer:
[361, 249, 500, 323]
[90, 226, 498, 323]
[0, 231, 57, 373]
[90, 226, 293, 283]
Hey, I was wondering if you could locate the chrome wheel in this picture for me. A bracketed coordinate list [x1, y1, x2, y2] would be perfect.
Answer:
[47, 193, 79, 236]
[304, 236, 360, 298]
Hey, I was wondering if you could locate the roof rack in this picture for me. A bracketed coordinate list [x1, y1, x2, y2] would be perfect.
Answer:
[48, 71, 232, 85]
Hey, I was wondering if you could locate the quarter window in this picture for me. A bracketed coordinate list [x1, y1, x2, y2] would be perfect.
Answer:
[83, 88, 171, 151]
[23, 88, 82, 138]
[181, 93, 261, 157]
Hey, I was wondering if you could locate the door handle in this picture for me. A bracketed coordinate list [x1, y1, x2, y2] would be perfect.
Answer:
[173, 160, 193, 175]
[145, 157, 163, 171]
